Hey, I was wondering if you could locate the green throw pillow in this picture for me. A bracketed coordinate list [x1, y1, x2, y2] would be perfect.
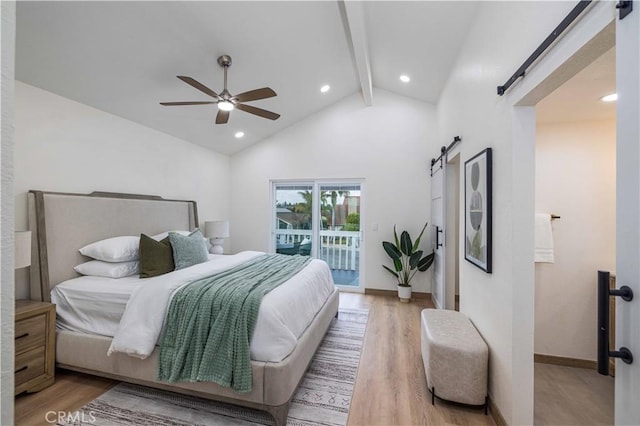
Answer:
[139, 234, 175, 278]
[169, 229, 209, 270]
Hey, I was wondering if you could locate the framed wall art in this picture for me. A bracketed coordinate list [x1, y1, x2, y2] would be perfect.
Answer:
[464, 148, 492, 273]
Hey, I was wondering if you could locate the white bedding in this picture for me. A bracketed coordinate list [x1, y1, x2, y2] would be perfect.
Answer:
[51, 251, 335, 362]
[51, 274, 144, 337]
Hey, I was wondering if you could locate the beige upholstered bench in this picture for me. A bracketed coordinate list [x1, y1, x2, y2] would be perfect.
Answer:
[420, 309, 488, 413]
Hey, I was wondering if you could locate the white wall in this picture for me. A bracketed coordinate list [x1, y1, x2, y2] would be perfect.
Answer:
[436, 1, 590, 424]
[14, 82, 231, 298]
[230, 89, 438, 293]
[535, 119, 615, 361]
[1, 1, 16, 423]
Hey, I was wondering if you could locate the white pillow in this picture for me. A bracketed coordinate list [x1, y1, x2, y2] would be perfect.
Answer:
[74, 260, 139, 279]
[79, 236, 140, 262]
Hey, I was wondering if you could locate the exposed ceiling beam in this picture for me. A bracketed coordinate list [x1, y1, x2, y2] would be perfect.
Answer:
[340, 1, 373, 106]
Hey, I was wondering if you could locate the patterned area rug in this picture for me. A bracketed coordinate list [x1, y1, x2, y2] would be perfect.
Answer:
[64, 308, 368, 426]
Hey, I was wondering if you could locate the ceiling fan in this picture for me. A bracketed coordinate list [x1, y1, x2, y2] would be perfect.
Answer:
[160, 55, 280, 124]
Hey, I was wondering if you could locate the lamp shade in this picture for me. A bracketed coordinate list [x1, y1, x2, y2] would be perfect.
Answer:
[204, 220, 230, 239]
[15, 231, 32, 269]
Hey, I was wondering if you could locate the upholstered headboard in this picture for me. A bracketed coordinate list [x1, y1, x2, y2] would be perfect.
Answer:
[28, 191, 198, 301]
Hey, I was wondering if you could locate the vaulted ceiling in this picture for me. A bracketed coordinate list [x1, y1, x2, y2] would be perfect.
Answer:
[16, 1, 480, 155]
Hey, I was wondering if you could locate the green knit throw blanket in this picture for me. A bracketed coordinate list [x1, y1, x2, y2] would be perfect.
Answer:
[158, 253, 312, 393]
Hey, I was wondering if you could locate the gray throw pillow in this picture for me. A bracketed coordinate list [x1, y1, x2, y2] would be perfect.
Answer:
[139, 234, 174, 278]
[169, 229, 209, 270]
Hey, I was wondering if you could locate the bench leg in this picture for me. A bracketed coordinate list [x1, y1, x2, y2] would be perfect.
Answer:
[430, 386, 488, 415]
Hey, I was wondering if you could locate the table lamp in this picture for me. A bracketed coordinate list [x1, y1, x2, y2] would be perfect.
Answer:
[204, 220, 229, 254]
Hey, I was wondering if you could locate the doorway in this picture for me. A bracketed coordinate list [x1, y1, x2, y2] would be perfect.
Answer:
[533, 46, 615, 425]
[271, 180, 364, 291]
[510, 5, 639, 419]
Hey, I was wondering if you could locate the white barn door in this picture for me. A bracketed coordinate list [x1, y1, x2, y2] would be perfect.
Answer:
[615, 4, 639, 423]
[430, 156, 446, 310]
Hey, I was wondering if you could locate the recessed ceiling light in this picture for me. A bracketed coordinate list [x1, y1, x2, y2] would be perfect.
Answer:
[234, 131, 245, 139]
[218, 100, 234, 111]
[400, 75, 411, 83]
[601, 93, 617, 102]
[320, 85, 330, 93]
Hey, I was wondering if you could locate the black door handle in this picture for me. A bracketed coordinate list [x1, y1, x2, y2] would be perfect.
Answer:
[597, 270, 634, 375]
[435, 226, 443, 249]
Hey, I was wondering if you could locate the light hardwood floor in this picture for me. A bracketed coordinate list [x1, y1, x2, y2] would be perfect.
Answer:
[14, 369, 115, 426]
[534, 362, 614, 425]
[341, 293, 493, 426]
[15, 292, 494, 426]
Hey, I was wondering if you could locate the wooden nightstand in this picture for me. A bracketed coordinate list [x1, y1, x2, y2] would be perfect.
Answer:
[15, 300, 56, 395]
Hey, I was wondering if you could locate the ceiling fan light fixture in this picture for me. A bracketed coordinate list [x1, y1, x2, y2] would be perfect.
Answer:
[218, 100, 234, 111]
[400, 75, 411, 83]
[235, 131, 245, 139]
[161, 55, 280, 124]
[320, 84, 330, 93]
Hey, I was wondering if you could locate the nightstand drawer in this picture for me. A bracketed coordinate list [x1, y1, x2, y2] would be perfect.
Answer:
[15, 314, 46, 354]
[15, 346, 46, 387]
[15, 300, 56, 394]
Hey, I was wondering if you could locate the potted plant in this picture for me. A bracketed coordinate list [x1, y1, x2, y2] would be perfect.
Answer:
[382, 223, 435, 302]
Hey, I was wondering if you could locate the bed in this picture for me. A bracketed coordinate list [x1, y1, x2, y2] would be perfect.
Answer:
[28, 190, 339, 426]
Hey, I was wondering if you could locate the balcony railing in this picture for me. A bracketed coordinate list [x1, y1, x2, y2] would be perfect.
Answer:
[319, 230, 360, 271]
[275, 229, 360, 271]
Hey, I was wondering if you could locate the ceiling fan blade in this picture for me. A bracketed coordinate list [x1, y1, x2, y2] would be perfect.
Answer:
[160, 101, 216, 106]
[215, 109, 230, 124]
[233, 87, 277, 103]
[235, 103, 280, 120]
[177, 76, 221, 100]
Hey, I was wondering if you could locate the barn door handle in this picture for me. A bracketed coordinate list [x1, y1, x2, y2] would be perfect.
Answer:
[597, 270, 634, 375]
[435, 226, 443, 249]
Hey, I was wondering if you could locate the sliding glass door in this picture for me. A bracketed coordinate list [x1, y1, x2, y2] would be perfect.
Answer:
[272, 180, 363, 289]
[273, 184, 314, 257]
[317, 184, 361, 287]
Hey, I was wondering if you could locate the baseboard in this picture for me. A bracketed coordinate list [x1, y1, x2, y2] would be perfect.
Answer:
[412, 292, 431, 299]
[488, 396, 507, 426]
[364, 288, 431, 299]
[534, 353, 597, 370]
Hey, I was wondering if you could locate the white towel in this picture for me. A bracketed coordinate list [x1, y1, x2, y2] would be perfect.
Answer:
[535, 213, 554, 263]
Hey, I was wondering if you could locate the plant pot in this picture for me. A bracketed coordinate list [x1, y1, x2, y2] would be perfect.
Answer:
[397, 285, 412, 303]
